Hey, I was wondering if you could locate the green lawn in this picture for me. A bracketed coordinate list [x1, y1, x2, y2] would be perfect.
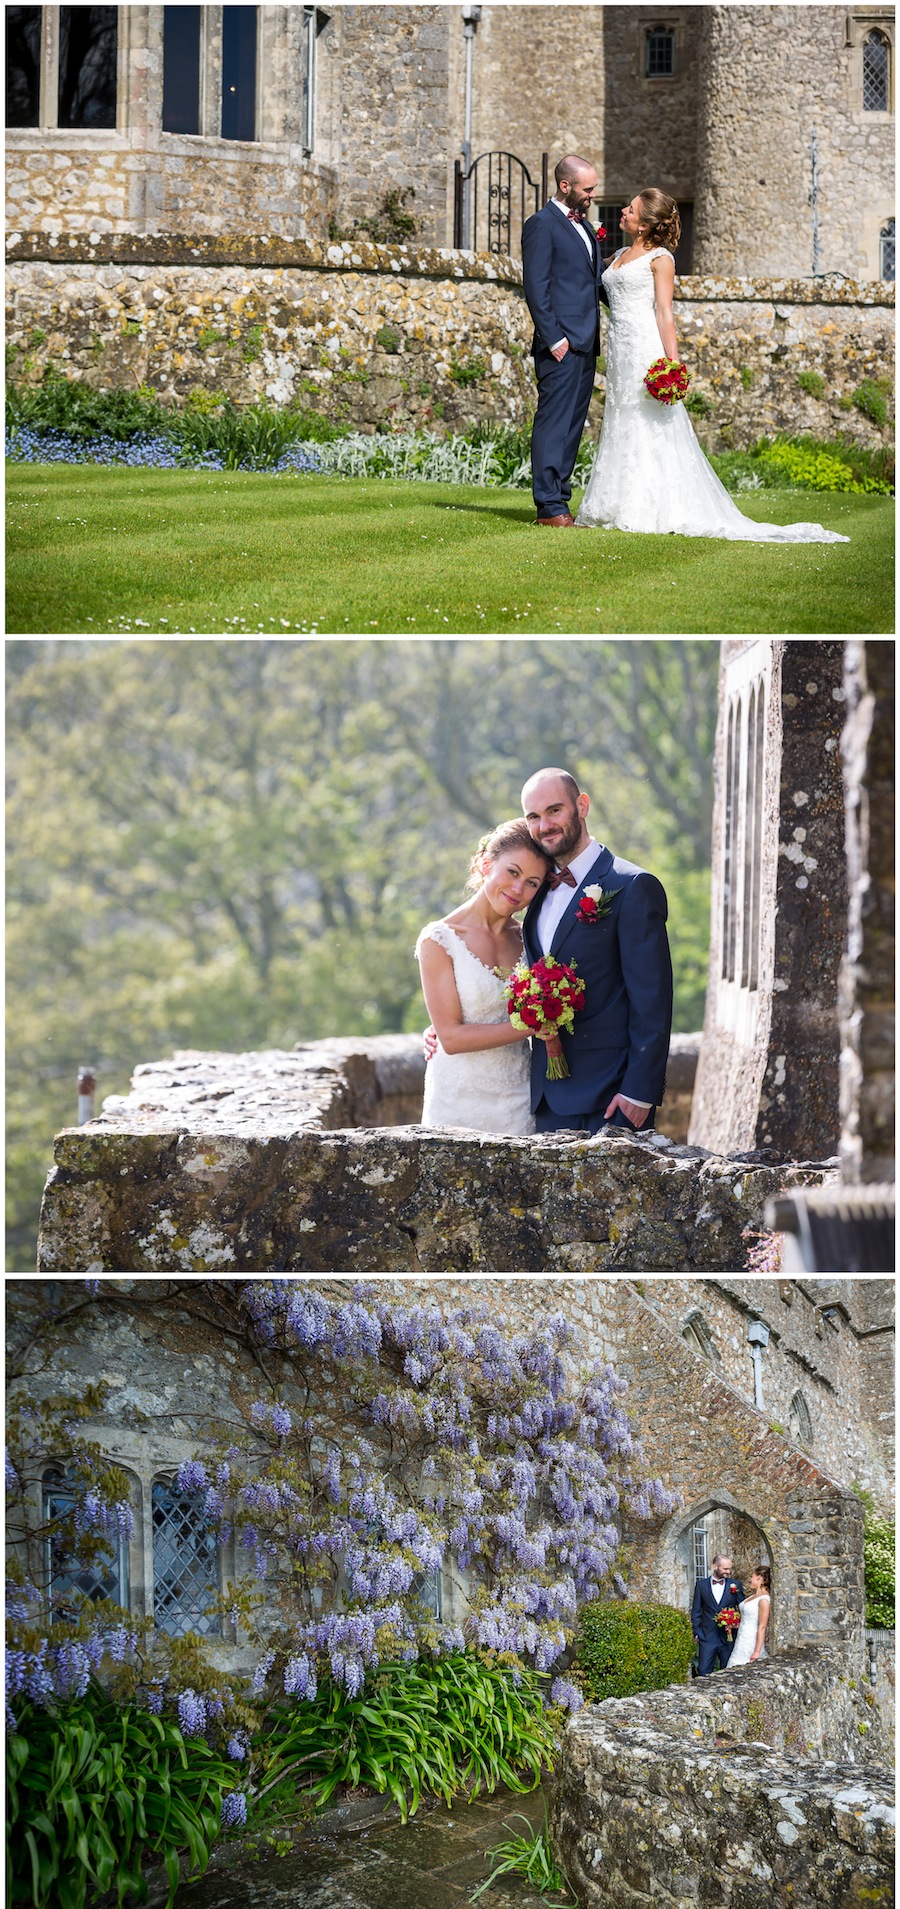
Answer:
[6, 466, 894, 634]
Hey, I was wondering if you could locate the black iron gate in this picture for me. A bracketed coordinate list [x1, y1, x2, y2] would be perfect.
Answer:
[453, 150, 549, 256]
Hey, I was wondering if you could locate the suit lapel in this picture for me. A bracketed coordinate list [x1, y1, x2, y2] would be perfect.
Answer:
[550, 845, 613, 956]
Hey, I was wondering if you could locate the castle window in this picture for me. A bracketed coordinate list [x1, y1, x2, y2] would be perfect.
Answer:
[788, 1390, 813, 1446]
[6, 5, 41, 128]
[862, 29, 890, 110]
[645, 26, 675, 77]
[162, 5, 201, 136]
[692, 1520, 709, 1579]
[221, 4, 257, 142]
[412, 1567, 442, 1618]
[880, 218, 895, 279]
[682, 1311, 720, 1364]
[43, 1469, 130, 1614]
[58, 5, 118, 130]
[152, 1478, 221, 1636]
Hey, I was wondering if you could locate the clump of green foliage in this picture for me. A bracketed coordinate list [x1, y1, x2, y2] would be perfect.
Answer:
[7, 1687, 241, 1909]
[856, 1488, 895, 1629]
[257, 1654, 557, 1825]
[329, 186, 421, 247]
[797, 369, 825, 398]
[571, 1601, 695, 1703]
[852, 377, 892, 427]
[753, 437, 892, 493]
[472, 1805, 575, 1905]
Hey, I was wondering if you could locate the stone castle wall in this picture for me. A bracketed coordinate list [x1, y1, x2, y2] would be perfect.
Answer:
[34, 1045, 837, 1274]
[552, 1649, 893, 1909]
[6, 234, 893, 450]
[693, 5, 895, 280]
[839, 640, 896, 1185]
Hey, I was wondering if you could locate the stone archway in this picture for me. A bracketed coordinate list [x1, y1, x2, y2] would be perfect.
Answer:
[662, 1491, 777, 1649]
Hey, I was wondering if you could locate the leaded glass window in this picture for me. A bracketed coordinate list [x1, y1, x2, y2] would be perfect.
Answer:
[221, 5, 257, 142]
[58, 6, 118, 129]
[6, 5, 41, 128]
[152, 1479, 221, 1636]
[788, 1390, 813, 1446]
[692, 1522, 708, 1579]
[43, 1470, 129, 1616]
[411, 1568, 442, 1618]
[646, 27, 675, 77]
[163, 5, 202, 135]
[862, 30, 890, 110]
[880, 218, 895, 279]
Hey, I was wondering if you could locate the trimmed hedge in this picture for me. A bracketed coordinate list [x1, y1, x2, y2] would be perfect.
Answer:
[572, 1601, 695, 1703]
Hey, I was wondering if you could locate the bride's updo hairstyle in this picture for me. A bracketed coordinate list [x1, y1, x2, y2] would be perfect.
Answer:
[754, 1565, 772, 1593]
[636, 187, 681, 255]
[466, 818, 554, 894]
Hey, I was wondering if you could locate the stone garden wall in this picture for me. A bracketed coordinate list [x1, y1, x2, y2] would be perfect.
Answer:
[551, 1647, 894, 1909]
[6, 234, 894, 451]
[35, 1042, 835, 1273]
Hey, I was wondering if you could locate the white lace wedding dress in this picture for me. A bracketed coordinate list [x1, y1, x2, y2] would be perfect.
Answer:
[415, 920, 534, 1134]
[576, 247, 849, 543]
[726, 1594, 768, 1667]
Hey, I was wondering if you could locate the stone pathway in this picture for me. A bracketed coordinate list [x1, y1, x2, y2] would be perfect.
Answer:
[175, 1784, 573, 1908]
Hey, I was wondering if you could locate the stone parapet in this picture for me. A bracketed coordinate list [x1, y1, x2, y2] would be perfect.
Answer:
[35, 1044, 836, 1273]
[5, 239, 893, 446]
[551, 1647, 893, 1909]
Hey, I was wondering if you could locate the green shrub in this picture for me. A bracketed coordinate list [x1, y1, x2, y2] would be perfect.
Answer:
[852, 378, 891, 426]
[797, 370, 825, 398]
[753, 436, 892, 494]
[572, 1601, 695, 1702]
[449, 357, 487, 386]
[7, 1687, 240, 1909]
[684, 390, 712, 416]
[257, 1653, 556, 1824]
[5, 369, 169, 441]
[375, 325, 402, 353]
[172, 400, 304, 470]
[857, 1489, 895, 1629]
[330, 186, 421, 247]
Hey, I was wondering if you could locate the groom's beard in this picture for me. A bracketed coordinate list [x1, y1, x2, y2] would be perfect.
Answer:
[537, 812, 583, 861]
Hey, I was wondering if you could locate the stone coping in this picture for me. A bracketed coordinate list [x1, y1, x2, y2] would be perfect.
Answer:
[5, 231, 895, 303]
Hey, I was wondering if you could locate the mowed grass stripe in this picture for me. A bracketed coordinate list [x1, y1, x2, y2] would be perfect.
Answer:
[6, 467, 893, 635]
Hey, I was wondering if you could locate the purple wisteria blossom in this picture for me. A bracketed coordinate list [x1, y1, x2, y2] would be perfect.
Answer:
[220, 1790, 248, 1828]
[177, 1689, 208, 1738]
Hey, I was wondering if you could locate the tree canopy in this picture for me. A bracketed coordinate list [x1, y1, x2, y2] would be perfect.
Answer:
[6, 639, 718, 1267]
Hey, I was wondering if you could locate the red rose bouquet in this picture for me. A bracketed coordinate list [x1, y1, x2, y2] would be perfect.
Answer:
[644, 356, 690, 405]
[503, 954, 585, 1080]
[715, 1606, 741, 1637]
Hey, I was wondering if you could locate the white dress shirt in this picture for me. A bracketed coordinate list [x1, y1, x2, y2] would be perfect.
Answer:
[535, 835, 601, 954]
[710, 1577, 726, 1604]
[549, 197, 595, 351]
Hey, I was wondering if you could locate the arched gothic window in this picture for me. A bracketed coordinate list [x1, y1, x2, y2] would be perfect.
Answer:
[880, 218, 895, 280]
[151, 1477, 221, 1636]
[862, 29, 890, 110]
[788, 1390, 813, 1446]
[682, 1311, 720, 1364]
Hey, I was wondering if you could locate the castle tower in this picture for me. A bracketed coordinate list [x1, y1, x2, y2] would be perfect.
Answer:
[693, 5, 895, 278]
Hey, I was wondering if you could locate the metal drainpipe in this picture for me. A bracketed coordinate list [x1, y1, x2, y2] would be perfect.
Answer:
[461, 5, 481, 249]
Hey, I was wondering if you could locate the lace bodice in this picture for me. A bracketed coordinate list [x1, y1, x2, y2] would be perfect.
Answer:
[576, 247, 849, 543]
[414, 920, 534, 1135]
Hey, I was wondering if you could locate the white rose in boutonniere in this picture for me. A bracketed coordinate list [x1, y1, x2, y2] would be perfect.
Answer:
[576, 884, 620, 925]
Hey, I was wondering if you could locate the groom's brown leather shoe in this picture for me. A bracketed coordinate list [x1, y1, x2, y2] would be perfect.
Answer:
[536, 512, 575, 527]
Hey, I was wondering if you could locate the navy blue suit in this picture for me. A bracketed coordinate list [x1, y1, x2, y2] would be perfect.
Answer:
[691, 1575, 745, 1675]
[521, 845, 672, 1130]
[521, 202, 607, 518]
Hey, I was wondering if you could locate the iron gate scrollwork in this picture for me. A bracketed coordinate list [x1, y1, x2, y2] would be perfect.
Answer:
[454, 149, 549, 256]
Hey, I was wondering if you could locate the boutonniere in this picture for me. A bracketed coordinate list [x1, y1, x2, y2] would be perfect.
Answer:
[595, 223, 607, 241]
[575, 884, 620, 925]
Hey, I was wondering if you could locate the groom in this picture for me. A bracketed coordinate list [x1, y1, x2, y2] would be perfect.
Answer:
[521, 154, 607, 527]
[521, 768, 672, 1132]
[691, 1554, 745, 1675]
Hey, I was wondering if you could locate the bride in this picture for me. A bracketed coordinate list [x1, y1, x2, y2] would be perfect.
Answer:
[415, 819, 553, 1134]
[576, 187, 849, 544]
[727, 1565, 771, 1667]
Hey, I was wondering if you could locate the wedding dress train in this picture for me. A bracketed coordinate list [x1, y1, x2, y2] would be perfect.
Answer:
[415, 920, 534, 1134]
[576, 248, 849, 543]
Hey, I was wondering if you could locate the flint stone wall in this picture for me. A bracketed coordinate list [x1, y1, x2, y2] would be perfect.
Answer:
[5, 235, 893, 450]
[839, 640, 896, 1184]
[551, 1648, 894, 1909]
[36, 1042, 836, 1273]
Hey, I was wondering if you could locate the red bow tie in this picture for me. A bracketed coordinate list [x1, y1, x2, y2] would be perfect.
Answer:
[566, 210, 582, 223]
[547, 867, 577, 890]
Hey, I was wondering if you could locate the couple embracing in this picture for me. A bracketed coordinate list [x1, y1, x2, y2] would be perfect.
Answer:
[417, 768, 672, 1137]
[523, 156, 848, 545]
